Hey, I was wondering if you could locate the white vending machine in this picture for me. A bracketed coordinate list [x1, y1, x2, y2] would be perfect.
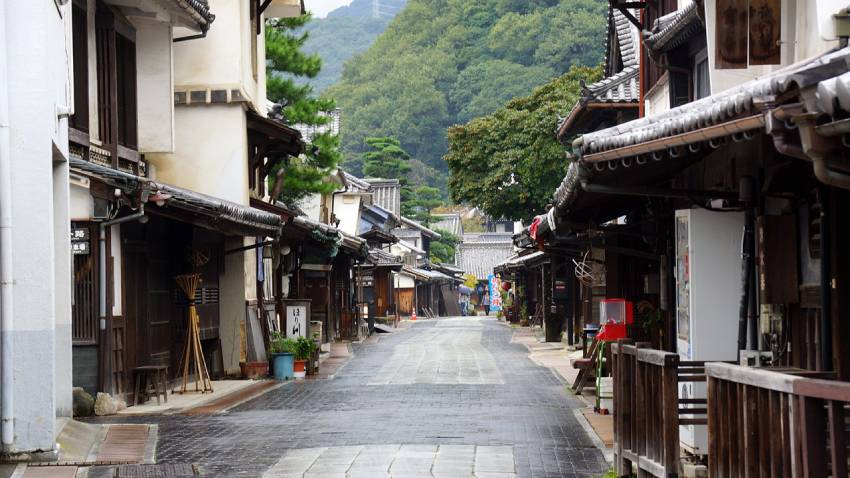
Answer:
[675, 208, 744, 454]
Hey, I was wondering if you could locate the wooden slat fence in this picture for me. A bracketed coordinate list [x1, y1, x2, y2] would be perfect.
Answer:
[612, 340, 711, 477]
[706, 362, 847, 478]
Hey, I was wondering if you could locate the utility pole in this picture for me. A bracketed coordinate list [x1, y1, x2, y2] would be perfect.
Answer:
[372, 0, 379, 19]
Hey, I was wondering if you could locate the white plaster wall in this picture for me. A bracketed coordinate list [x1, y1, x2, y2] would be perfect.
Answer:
[147, 105, 249, 205]
[69, 181, 93, 220]
[704, 0, 839, 95]
[4, 0, 72, 452]
[53, 160, 73, 421]
[172, 0, 265, 112]
[395, 274, 415, 289]
[645, 81, 671, 117]
[133, 17, 175, 153]
[333, 194, 362, 236]
[299, 193, 322, 222]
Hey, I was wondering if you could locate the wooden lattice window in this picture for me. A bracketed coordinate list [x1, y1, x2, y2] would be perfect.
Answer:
[72, 223, 99, 345]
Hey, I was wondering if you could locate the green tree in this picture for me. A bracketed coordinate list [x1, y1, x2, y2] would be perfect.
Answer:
[430, 228, 459, 264]
[266, 14, 341, 204]
[404, 185, 443, 223]
[362, 136, 412, 180]
[445, 65, 602, 221]
[326, 0, 606, 173]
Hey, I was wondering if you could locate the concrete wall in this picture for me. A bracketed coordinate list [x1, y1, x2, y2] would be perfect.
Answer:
[147, 106, 249, 205]
[3, 0, 72, 454]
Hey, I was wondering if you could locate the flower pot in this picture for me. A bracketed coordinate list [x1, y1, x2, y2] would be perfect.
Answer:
[293, 359, 308, 379]
[271, 353, 294, 381]
[240, 361, 269, 380]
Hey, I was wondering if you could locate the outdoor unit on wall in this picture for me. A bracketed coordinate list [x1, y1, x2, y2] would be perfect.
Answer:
[675, 208, 744, 455]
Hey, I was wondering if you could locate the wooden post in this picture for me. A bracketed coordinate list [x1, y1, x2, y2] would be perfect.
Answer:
[799, 396, 828, 478]
[661, 353, 679, 477]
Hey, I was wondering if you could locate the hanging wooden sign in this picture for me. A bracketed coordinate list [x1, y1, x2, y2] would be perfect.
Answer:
[716, 0, 748, 69]
[749, 0, 781, 65]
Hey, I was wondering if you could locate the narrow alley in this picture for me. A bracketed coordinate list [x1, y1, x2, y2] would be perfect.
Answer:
[103, 318, 608, 477]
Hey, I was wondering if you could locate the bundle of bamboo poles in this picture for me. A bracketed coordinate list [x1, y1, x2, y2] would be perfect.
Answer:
[174, 273, 213, 394]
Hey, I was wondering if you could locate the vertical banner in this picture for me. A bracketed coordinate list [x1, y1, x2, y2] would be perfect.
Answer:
[487, 274, 502, 312]
[749, 0, 781, 65]
[716, 0, 748, 69]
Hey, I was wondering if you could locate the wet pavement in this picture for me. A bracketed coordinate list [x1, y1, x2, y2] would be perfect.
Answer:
[94, 318, 608, 477]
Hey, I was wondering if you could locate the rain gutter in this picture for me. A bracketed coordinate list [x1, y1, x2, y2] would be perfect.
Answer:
[580, 114, 766, 163]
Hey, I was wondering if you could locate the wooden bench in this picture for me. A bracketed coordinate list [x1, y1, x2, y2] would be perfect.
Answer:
[133, 365, 168, 406]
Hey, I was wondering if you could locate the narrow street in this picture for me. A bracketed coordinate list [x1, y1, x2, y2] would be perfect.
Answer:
[138, 318, 607, 477]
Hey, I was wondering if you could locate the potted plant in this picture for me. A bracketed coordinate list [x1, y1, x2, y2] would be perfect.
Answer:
[268, 332, 296, 381]
[292, 336, 316, 379]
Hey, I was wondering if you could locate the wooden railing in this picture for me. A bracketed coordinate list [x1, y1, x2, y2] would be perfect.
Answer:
[706, 363, 847, 478]
[612, 341, 710, 477]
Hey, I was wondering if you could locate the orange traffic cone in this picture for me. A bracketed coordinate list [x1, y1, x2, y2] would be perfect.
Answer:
[411, 311, 417, 321]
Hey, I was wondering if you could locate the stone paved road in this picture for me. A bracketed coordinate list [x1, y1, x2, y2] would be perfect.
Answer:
[103, 318, 608, 477]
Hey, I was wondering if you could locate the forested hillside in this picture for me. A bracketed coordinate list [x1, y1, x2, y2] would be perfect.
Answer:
[325, 0, 608, 177]
[297, 0, 407, 93]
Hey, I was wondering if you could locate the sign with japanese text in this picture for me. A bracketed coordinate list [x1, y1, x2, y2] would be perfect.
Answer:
[487, 274, 502, 312]
[286, 305, 307, 338]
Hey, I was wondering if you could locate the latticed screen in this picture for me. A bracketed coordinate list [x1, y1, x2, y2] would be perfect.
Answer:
[72, 223, 99, 344]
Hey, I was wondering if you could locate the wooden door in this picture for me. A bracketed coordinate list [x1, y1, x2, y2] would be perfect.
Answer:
[304, 271, 329, 342]
[374, 271, 389, 316]
[398, 289, 414, 315]
[145, 217, 175, 368]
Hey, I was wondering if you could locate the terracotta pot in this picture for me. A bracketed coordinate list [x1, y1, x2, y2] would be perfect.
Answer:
[294, 359, 308, 379]
[240, 361, 269, 380]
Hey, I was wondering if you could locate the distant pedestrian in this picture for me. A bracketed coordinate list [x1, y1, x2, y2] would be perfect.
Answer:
[482, 292, 490, 316]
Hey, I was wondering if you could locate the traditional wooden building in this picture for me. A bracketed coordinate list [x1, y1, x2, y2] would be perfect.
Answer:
[525, 0, 850, 474]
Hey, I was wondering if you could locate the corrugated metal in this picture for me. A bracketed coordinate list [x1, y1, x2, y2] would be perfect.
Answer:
[456, 242, 514, 280]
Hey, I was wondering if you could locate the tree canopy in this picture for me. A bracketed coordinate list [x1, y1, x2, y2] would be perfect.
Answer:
[444, 65, 603, 221]
[294, 0, 408, 93]
[326, 0, 607, 175]
[430, 228, 459, 264]
[266, 15, 342, 204]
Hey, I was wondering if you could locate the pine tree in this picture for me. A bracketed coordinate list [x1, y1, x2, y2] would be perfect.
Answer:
[266, 14, 341, 204]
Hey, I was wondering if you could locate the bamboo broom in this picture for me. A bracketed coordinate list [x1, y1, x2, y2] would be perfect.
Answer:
[174, 273, 213, 394]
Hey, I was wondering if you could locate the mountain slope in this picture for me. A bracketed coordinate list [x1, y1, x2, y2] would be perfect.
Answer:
[325, 0, 608, 174]
[298, 0, 407, 93]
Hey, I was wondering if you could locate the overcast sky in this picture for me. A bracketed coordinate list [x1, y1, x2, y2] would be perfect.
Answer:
[304, 0, 353, 18]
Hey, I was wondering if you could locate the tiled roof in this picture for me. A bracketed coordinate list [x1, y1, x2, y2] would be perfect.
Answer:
[645, 1, 704, 53]
[553, 45, 850, 211]
[605, 7, 639, 74]
[558, 7, 639, 139]
[175, 0, 215, 29]
[398, 216, 441, 239]
[431, 214, 463, 237]
[455, 242, 514, 280]
[341, 171, 371, 192]
[368, 249, 403, 266]
[70, 158, 280, 236]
